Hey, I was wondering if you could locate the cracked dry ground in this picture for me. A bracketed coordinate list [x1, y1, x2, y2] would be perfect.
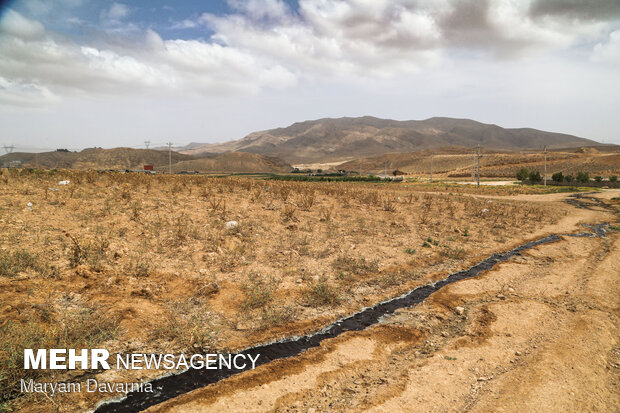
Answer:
[151, 191, 620, 413]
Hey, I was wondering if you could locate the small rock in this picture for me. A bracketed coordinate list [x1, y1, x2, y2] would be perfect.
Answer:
[225, 220, 238, 229]
[515, 351, 522, 356]
[455, 306, 465, 315]
[508, 287, 515, 293]
[497, 294, 505, 300]
[308, 408, 316, 413]
[296, 278, 302, 284]
[441, 331, 448, 337]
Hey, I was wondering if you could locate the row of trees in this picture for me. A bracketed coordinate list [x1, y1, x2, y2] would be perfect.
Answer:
[517, 168, 618, 184]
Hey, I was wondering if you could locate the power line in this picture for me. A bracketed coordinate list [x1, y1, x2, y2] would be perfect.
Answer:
[144, 140, 151, 149]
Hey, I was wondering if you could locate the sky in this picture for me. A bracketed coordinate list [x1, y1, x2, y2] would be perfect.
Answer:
[0, 0, 619, 151]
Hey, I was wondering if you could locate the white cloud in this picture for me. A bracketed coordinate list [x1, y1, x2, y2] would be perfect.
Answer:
[170, 19, 199, 30]
[592, 30, 620, 63]
[227, 0, 292, 21]
[0, 9, 45, 40]
[0, 10, 297, 106]
[0, 1, 618, 108]
[102, 2, 130, 22]
[0, 76, 58, 107]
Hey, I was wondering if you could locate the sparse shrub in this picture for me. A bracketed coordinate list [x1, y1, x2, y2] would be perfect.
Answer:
[259, 305, 297, 329]
[303, 278, 339, 306]
[241, 275, 276, 309]
[281, 204, 297, 222]
[382, 197, 397, 212]
[297, 191, 316, 210]
[405, 248, 416, 255]
[154, 303, 216, 350]
[576, 171, 590, 183]
[332, 255, 379, 275]
[422, 241, 431, 248]
[319, 207, 333, 222]
[0, 250, 44, 277]
[125, 258, 152, 277]
[0, 309, 119, 403]
[551, 172, 564, 182]
[278, 185, 292, 202]
[440, 246, 467, 259]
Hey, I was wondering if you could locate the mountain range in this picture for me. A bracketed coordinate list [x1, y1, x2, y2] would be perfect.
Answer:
[181, 116, 599, 163]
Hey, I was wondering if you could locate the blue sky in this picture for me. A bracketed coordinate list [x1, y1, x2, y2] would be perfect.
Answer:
[5, 0, 299, 39]
[0, 0, 619, 151]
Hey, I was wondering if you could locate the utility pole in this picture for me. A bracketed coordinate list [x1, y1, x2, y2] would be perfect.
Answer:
[430, 152, 433, 183]
[144, 140, 151, 149]
[543, 145, 547, 186]
[476, 145, 481, 188]
[472, 152, 475, 182]
[167, 142, 173, 174]
[3, 144, 15, 154]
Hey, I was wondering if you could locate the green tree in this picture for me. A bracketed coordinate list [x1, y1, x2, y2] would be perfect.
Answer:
[610, 176, 618, 182]
[576, 172, 590, 183]
[594, 176, 603, 182]
[551, 172, 564, 182]
[516, 167, 530, 181]
[565, 174, 574, 183]
[529, 170, 542, 183]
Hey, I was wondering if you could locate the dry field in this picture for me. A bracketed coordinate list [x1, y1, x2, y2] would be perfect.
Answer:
[0, 168, 617, 412]
[338, 150, 620, 179]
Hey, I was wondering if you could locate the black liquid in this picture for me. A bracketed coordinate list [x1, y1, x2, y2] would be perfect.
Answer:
[96, 234, 565, 412]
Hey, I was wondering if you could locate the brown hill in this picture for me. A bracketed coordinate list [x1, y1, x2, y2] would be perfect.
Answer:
[0, 147, 192, 170]
[182, 116, 598, 163]
[158, 152, 292, 174]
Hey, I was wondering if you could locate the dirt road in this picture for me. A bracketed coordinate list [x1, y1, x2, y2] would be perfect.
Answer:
[148, 191, 619, 413]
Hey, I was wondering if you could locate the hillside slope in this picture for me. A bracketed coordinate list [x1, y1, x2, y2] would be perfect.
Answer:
[160, 152, 292, 173]
[0, 148, 192, 170]
[182, 116, 598, 163]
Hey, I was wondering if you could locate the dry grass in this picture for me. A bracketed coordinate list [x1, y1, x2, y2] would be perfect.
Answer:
[0, 168, 568, 410]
